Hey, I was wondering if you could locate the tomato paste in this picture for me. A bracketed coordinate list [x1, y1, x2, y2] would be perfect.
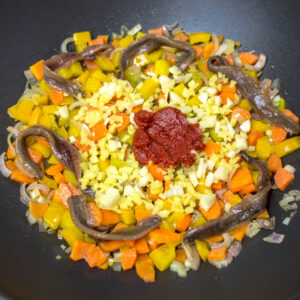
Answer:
[133, 107, 204, 167]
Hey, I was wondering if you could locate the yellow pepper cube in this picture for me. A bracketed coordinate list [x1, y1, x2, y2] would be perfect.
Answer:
[7, 104, 19, 120]
[138, 78, 159, 100]
[15, 99, 35, 124]
[42, 105, 57, 114]
[57, 68, 73, 79]
[273, 136, 300, 158]
[73, 31, 92, 45]
[112, 51, 121, 67]
[77, 70, 90, 84]
[48, 154, 59, 165]
[38, 113, 51, 128]
[38, 175, 58, 189]
[62, 96, 75, 106]
[76, 43, 88, 53]
[31, 142, 51, 158]
[56, 126, 69, 139]
[252, 171, 259, 186]
[230, 194, 242, 206]
[239, 99, 252, 111]
[85, 77, 101, 93]
[99, 159, 109, 171]
[187, 95, 201, 106]
[121, 209, 136, 225]
[196, 241, 209, 262]
[39, 79, 51, 94]
[60, 228, 83, 247]
[159, 218, 176, 231]
[95, 56, 115, 72]
[119, 35, 134, 48]
[90, 69, 109, 81]
[68, 123, 80, 138]
[70, 61, 83, 77]
[149, 49, 163, 63]
[173, 83, 186, 97]
[43, 202, 66, 230]
[251, 120, 270, 133]
[256, 136, 272, 160]
[48, 114, 58, 130]
[35, 95, 48, 105]
[154, 59, 170, 76]
[243, 69, 258, 80]
[61, 210, 76, 229]
[191, 216, 206, 228]
[133, 53, 151, 67]
[63, 169, 78, 186]
[29, 106, 42, 126]
[149, 244, 176, 271]
[189, 32, 211, 44]
[136, 32, 147, 39]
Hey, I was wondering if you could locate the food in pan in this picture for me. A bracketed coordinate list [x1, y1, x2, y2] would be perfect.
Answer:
[1, 23, 300, 282]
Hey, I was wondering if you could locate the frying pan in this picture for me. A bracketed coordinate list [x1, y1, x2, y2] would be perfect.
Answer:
[0, 0, 299, 299]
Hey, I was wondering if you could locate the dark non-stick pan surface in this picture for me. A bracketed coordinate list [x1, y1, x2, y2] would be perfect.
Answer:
[0, 1, 299, 299]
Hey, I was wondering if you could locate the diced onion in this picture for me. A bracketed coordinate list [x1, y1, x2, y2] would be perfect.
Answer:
[24, 69, 38, 88]
[244, 54, 267, 71]
[245, 222, 261, 238]
[109, 47, 123, 60]
[209, 233, 234, 249]
[165, 186, 184, 198]
[7, 132, 16, 156]
[282, 217, 291, 226]
[215, 43, 228, 56]
[61, 37, 75, 53]
[228, 240, 242, 258]
[263, 232, 285, 244]
[0, 152, 11, 178]
[25, 209, 38, 225]
[284, 164, 296, 174]
[183, 243, 200, 271]
[253, 216, 275, 230]
[279, 194, 298, 211]
[170, 261, 188, 277]
[7, 126, 19, 136]
[232, 50, 243, 67]
[20, 183, 32, 206]
[209, 253, 233, 269]
[15, 159, 35, 178]
[27, 182, 51, 195]
[69, 100, 87, 110]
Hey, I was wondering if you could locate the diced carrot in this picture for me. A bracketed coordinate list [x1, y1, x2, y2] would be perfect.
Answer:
[91, 121, 108, 142]
[211, 180, 223, 191]
[192, 45, 204, 59]
[135, 237, 150, 254]
[222, 190, 234, 203]
[29, 202, 48, 219]
[53, 172, 67, 184]
[257, 209, 269, 219]
[74, 138, 91, 152]
[70, 240, 95, 261]
[174, 32, 189, 42]
[205, 139, 221, 157]
[111, 222, 127, 233]
[5, 160, 18, 172]
[134, 206, 152, 222]
[164, 180, 172, 192]
[52, 183, 72, 207]
[238, 53, 259, 66]
[148, 228, 180, 244]
[28, 148, 43, 164]
[164, 52, 176, 65]
[146, 235, 160, 250]
[50, 89, 64, 106]
[271, 126, 287, 145]
[175, 249, 186, 264]
[116, 113, 130, 133]
[87, 246, 107, 268]
[176, 214, 192, 232]
[30, 60, 44, 81]
[248, 129, 264, 146]
[239, 183, 257, 195]
[230, 166, 253, 193]
[67, 183, 82, 196]
[111, 39, 120, 48]
[143, 64, 155, 75]
[99, 240, 125, 252]
[147, 187, 160, 201]
[218, 199, 225, 210]
[121, 248, 137, 271]
[88, 35, 108, 46]
[203, 42, 215, 58]
[204, 234, 224, 244]
[88, 202, 103, 227]
[99, 262, 109, 270]
[229, 223, 248, 241]
[10, 169, 35, 184]
[208, 246, 227, 261]
[232, 107, 251, 122]
[221, 85, 237, 94]
[132, 105, 143, 113]
[224, 55, 233, 66]
[267, 154, 282, 173]
[274, 167, 295, 191]
[147, 164, 165, 181]
[220, 91, 235, 105]
[6, 143, 16, 160]
[200, 199, 221, 220]
[282, 109, 299, 123]
[84, 60, 99, 71]
[46, 164, 64, 176]
[148, 28, 163, 35]
[34, 136, 50, 149]
[135, 254, 155, 283]
[101, 209, 121, 225]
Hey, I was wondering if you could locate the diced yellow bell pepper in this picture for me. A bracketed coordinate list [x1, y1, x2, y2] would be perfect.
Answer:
[138, 78, 159, 100]
[246, 150, 258, 158]
[149, 244, 176, 271]
[63, 169, 78, 187]
[159, 218, 176, 231]
[256, 136, 272, 160]
[230, 194, 242, 206]
[83, 234, 96, 244]
[112, 51, 121, 67]
[43, 202, 66, 230]
[68, 123, 81, 138]
[60, 228, 83, 247]
[149, 49, 164, 63]
[57, 68, 73, 79]
[173, 83, 185, 97]
[191, 216, 206, 228]
[70, 61, 83, 77]
[77, 70, 90, 84]
[38, 113, 51, 128]
[31, 142, 51, 158]
[76, 43, 88, 53]
[189, 32, 211, 44]
[276, 98, 286, 111]
[56, 126, 68, 139]
[239, 99, 252, 111]
[15, 99, 35, 124]
[243, 69, 258, 80]
[38, 175, 58, 189]
[48, 154, 60, 165]
[58, 116, 68, 127]
[186, 95, 201, 106]
[136, 32, 147, 39]
[121, 209, 136, 225]
[154, 59, 170, 76]
[196, 241, 209, 262]
[133, 53, 151, 67]
[29, 106, 42, 126]
[61, 210, 76, 229]
[119, 35, 134, 48]
[85, 77, 101, 93]
[42, 105, 57, 114]
[39, 79, 51, 94]
[48, 114, 58, 130]
[90, 69, 109, 81]
[35, 95, 48, 105]
[197, 59, 206, 72]
[99, 159, 109, 171]
[95, 56, 115, 72]
[73, 31, 92, 45]
[7, 104, 19, 119]
[273, 136, 300, 158]
[62, 96, 75, 106]
[251, 120, 270, 133]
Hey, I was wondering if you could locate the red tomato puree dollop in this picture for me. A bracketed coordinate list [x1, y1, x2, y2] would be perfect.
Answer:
[133, 107, 204, 167]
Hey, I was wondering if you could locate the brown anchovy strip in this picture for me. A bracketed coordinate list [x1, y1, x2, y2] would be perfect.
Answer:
[119, 34, 195, 78]
[15, 125, 81, 180]
[184, 152, 271, 243]
[207, 56, 300, 135]
[43, 44, 113, 97]
[68, 195, 162, 240]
